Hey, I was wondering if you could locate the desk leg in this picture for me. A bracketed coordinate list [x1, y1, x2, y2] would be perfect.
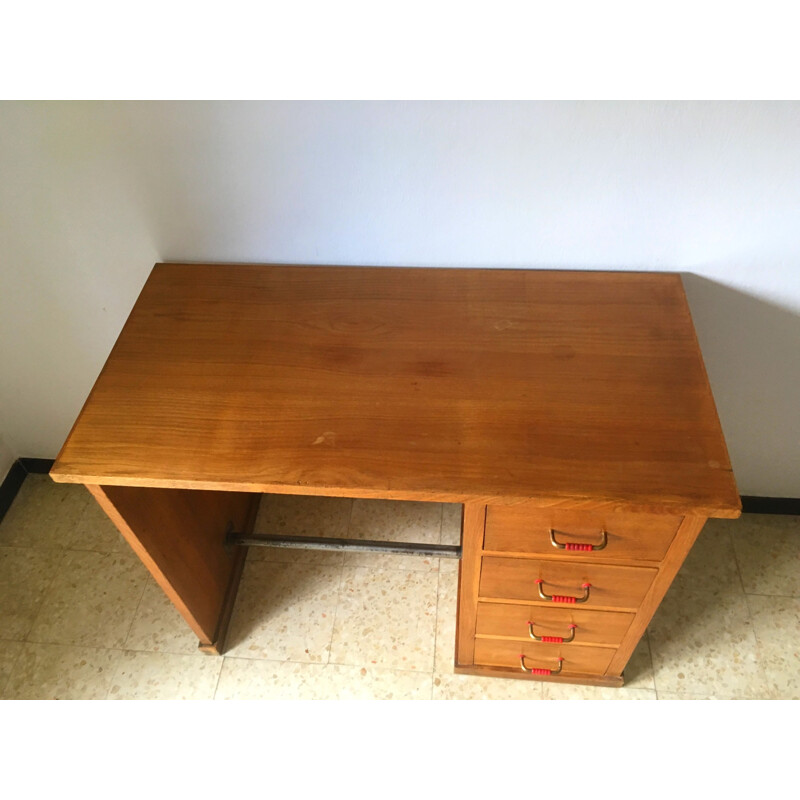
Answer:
[86, 484, 258, 654]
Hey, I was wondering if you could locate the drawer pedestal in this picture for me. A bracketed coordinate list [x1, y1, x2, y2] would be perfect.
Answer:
[455, 503, 708, 686]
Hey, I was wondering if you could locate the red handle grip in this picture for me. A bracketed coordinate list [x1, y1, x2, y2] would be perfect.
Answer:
[527, 622, 578, 644]
[535, 579, 592, 604]
[519, 655, 564, 676]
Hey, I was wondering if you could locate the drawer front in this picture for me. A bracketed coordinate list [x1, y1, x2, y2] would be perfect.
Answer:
[479, 556, 657, 610]
[475, 602, 635, 647]
[484, 506, 681, 561]
[474, 638, 616, 676]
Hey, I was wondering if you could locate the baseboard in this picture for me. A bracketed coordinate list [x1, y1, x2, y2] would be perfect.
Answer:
[1, 457, 799, 526]
[19, 458, 55, 474]
[740, 496, 800, 515]
[1, 458, 55, 524]
[0, 461, 28, 523]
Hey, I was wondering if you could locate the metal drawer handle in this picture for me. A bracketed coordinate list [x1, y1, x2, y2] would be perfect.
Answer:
[550, 528, 608, 551]
[536, 579, 591, 604]
[527, 621, 577, 643]
[519, 655, 563, 675]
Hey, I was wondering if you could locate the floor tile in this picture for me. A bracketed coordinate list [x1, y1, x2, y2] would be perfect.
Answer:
[225, 560, 341, 662]
[331, 567, 438, 671]
[344, 551, 442, 572]
[440, 504, 462, 546]
[0, 476, 88, 549]
[345, 499, 443, 571]
[439, 504, 462, 573]
[542, 685, 657, 700]
[249, 494, 351, 564]
[730, 514, 800, 597]
[349, 499, 442, 542]
[433, 672, 543, 700]
[747, 594, 800, 699]
[27, 550, 149, 648]
[621, 634, 656, 690]
[438, 556, 460, 574]
[648, 582, 769, 698]
[4, 473, 799, 702]
[673, 519, 741, 593]
[656, 692, 766, 700]
[254, 493, 353, 537]
[0, 547, 64, 640]
[2, 643, 121, 700]
[434, 570, 458, 673]
[247, 545, 344, 567]
[0, 641, 24, 695]
[216, 658, 433, 700]
[71, 497, 128, 553]
[124, 580, 202, 655]
[108, 651, 223, 699]
[534, 637, 655, 699]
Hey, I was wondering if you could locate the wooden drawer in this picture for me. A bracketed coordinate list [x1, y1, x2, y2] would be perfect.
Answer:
[475, 602, 634, 647]
[479, 556, 657, 610]
[474, 638, 616, 676]
[484, 506, 681, 561]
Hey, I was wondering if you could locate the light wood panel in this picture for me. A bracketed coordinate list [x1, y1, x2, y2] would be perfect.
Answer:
[51, 264, 740, 517]
[475, 602, 635, 646]
[454, 663, 624, 687]
[480, 557, 657, 610]
[484, 506, 682, 561]
[455, 502, 486, 666]
[474, 639, 618, 676]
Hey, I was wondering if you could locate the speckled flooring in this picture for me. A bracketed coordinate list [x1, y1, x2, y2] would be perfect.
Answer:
[0, 474, 797, 699]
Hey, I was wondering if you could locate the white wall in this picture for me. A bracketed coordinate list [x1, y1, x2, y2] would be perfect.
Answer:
[1, 101, 798, 496]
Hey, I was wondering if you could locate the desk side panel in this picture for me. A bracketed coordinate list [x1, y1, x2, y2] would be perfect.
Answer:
[87, 484, 255, 648]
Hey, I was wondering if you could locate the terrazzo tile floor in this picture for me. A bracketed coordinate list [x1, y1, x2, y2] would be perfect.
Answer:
[1, 474, 797, 700]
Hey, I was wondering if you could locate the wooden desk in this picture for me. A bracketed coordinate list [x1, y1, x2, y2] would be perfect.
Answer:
[50, 264, 740, 686]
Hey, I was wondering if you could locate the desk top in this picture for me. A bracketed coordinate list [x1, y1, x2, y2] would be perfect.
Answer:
[51, 264, 740, 517]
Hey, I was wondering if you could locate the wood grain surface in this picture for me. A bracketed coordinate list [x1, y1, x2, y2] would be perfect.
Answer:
[51, 263, 740, 517]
